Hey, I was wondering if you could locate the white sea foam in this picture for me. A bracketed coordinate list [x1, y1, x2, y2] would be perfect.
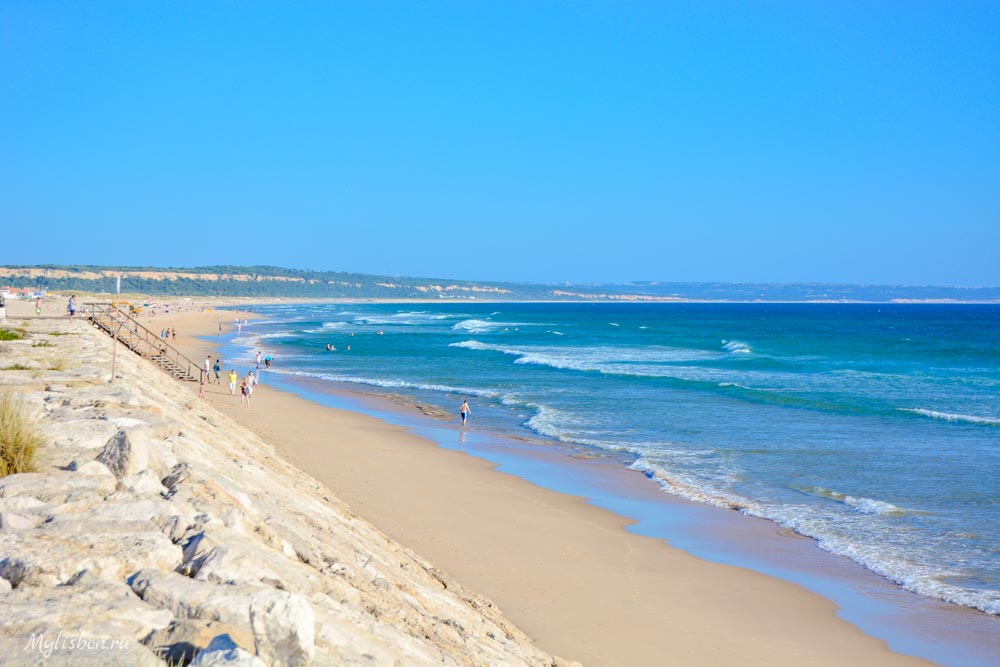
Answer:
[302, 322, 349, 333]
[633, 459, 1000, 614]
[450, 340, 719, 370]
[255, 332, 293, 340]
[718, 382, 754, 390]
[722, 340, 752, 354]
[451, 319, 498, 333]
[798, 486, 908, 516]
[524, 406, 644, 452]
[899, 408, 1000, 426]
[627, 457, 748, 510]
[278, 369, 500, 399]
[451, 319, 529, 334]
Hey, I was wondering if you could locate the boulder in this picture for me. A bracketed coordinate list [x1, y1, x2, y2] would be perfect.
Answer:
[249, 591, 316, 667]
[0, 496, 45, 512]
[0, 570, 172, 647]
[122, 470, 167, 496]
[0, 472, 116, 504]
[144, 619, 255, 665]
[181, 528, 319, 592]
[0, 530, 182, 588]
[71, 460, 115, 479]
[190, 634, 267, 667]
[0, 511, 43, 532]
[0, 636, 164, 666]
[96, 430, 149, 480]
[129, 568, 268, 627]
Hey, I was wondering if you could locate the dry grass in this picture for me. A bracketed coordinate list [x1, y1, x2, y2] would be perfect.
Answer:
[0, 328, 26, 341]
[0, 389, 41, 476]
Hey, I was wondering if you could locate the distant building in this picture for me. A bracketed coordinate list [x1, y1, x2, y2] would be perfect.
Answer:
[0, 286, 43, 299]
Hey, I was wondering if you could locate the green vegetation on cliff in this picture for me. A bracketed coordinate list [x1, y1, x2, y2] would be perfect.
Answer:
[1, 265, 997, 302]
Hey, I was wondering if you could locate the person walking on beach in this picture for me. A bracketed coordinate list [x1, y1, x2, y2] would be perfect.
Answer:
[204, 356, 211, 378]
[213, 358, 222, 384]
[228, 369, 238, 396]
[67, 295, 76, 319]
[460, 399, 471, 426]
[246, 370, 257, 399]
[240, 376, 250, 407]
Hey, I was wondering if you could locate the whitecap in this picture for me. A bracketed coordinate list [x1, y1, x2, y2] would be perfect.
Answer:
[276, 369, 501, 399]
[722, 340, 752, 354]
[451, 319, 529, 334]
[899, 408, 1000, 426]
[797, 486, 908, 516]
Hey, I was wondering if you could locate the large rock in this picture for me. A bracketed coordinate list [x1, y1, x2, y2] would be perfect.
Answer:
[190, 634, 267, 666]
[0, 472, 116, 504]
[144, 619, 256, 665]
[181, 527, 319, 592]
[122, 469, 167, 496]
[96, 430, 149, 480]
[0, 570, 171, 664]
[249, 591, 316, 667]
[0, 637, 164, 666]
[0, 511, 43, 532]
[129, 569, 269, 627]
[0, 530, 181, 588]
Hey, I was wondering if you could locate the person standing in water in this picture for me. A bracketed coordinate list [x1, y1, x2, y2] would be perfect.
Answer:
[460, 399, 471, 426]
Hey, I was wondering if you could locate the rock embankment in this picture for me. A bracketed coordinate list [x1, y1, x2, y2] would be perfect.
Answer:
[0, 318, 571, 666]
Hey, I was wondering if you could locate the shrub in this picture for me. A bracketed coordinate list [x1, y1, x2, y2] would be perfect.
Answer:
[0, 328, 25, 341]
[0, 389, 41, 476]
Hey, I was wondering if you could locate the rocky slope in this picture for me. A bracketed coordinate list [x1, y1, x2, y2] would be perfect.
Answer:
[0, 317, 570, 666]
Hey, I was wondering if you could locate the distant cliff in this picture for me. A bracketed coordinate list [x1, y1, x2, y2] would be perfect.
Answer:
[1, 265, 997, 302]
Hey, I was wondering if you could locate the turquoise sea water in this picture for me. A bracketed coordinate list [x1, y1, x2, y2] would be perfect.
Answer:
[229, 302, 999, 616]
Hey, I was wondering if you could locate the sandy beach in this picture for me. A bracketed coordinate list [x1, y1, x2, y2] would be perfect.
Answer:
[92, 302, 938, 667]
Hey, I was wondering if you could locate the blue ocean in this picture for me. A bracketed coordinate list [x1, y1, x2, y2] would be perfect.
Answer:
[229, 302, 999, 616]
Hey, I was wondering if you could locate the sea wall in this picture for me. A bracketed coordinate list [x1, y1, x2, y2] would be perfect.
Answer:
[0, 317, 569, 666]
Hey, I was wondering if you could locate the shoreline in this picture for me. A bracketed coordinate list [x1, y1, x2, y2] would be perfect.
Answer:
[145, 306, 983, 666]
[250, 373, 1000, 667]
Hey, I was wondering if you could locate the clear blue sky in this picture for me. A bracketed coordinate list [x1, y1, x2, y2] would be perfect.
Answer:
[1, 2, 997, 285]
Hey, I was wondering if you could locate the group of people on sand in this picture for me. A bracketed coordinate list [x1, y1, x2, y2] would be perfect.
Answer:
[197, 351, 271, 408]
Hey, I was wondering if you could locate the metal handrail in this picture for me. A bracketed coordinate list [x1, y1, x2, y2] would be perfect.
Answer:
[85, 302, 204, 382]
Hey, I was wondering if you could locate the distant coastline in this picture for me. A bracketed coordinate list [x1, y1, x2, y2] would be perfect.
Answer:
[2, 265, 998, 303]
